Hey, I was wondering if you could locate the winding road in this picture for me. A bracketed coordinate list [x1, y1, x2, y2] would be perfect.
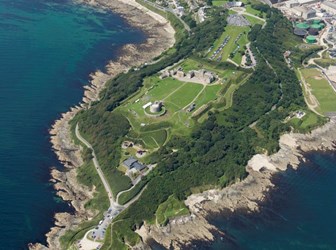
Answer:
[75, 123, 116, 206]
[75, 123, 150, 249]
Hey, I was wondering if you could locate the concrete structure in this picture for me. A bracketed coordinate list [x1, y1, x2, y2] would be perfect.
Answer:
[297, 0, 319, 4]
[285, 0, 300, 8]
[321, 1, 336, 15]
[292, 6, 316, 18]
[296, 22, 310, 29]
[186, 71, 195, 78]
[310, 23, 322, 30]
[161, 68, 217, 84]
[225, 1, 244, 8]
[150, 101, 163, 113]
[294, 27, 308, 36]
[123, 157, 146, 173]
[306, 35, 317, 43]
[142, 102, 152, 109]
[121, 141, 133, 149]
[227, 14, 250, 27]
[308, 27, 319, 35]
[186, 103, 196, 112]
[176, 69, 185, 78]
[303, 8, 316, 19]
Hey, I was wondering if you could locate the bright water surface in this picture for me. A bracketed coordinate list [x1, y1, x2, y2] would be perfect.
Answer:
[0, 0, 144, 248]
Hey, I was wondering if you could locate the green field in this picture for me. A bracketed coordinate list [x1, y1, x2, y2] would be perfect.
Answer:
[243, 14, 265, 26]
[212, 0, 226, 6]
[140, 129, 168, 148]
[118, 73, 225, 149]
[155, 195, 189, 226]
[165, 82, 204, 109]
[179, 58, 245, 80]
[194, 84, 222, 107]
[208, 26, 250, 64]
[288, 108, 327, 133]
[301, 68, 336, 114]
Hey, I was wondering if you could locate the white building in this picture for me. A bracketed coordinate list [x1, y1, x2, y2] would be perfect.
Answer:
[297, 0, 319, 5]
[285, 0, 299, 8]
[321, 1, 336, 15]
[291, 6, 316, 18]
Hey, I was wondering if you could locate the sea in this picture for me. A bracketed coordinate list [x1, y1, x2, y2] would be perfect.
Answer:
[1, 1, 336, 250]
[186, 152, 336, 250]
[0, 0, 145, 248]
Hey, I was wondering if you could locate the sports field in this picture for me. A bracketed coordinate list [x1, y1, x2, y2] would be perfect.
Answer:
[301, 68, 336, 114]
[118, 75, 223, 148]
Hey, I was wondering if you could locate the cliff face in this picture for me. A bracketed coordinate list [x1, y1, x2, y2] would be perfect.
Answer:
[137, 118, 336, 249]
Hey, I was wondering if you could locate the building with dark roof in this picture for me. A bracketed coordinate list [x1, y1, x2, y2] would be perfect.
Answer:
[294, 28, 307, 37]
[123, 157, 146, 173]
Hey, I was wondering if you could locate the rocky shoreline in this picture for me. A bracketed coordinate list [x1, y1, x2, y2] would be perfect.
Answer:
[28, 0, 175, 249]
[137, 118, 336, 249]
[27, 0, 336, 249]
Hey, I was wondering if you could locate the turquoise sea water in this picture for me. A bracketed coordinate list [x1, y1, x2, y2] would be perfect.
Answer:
[0, 0, 144, 248]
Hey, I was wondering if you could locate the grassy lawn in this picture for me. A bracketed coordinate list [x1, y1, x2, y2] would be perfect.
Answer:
[243, 14, 265, 26]
[244, 5, 265, 17]
[301, 68, 336, 114]
[155, 195, 190, 226]
[117, 58, 248, 153]
[194, 84, 222, 107]
[146, 77, 182, 100]
[289, 110, 326, 132]
[231, 30, 249, 65]
[208, 26, 250, 63]
[315, 51, 336, 68]
[179, 58, 245, 80]
[165, 82, 204, 109]
[212, 0, 227, 6]
[141, 129, 168, 148]
[118, 71, 224, 150]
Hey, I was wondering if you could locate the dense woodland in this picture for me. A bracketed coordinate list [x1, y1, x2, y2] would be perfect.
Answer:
[72, 5, 319, 246]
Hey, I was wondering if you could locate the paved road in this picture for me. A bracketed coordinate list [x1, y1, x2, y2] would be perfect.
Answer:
[142, 0, 191, 32]
[76, 124, 125, 245]
[75, 123, 115, 206]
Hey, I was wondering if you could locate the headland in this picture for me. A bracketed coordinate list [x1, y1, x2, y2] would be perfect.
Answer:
[29, 0, 175, 249]
[137, 117, 336, 249]
[29, 0, 336, 249]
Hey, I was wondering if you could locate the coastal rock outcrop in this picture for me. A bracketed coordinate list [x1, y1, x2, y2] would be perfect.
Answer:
[138, 118, 336, 249]
[29, 0, 175, 249]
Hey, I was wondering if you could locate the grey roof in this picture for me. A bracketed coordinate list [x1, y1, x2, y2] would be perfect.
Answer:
[123, 157, 146, 171]
[133, 162, 146, 171]
[322, 1, 336, 9]
[123, 157, 137, 169]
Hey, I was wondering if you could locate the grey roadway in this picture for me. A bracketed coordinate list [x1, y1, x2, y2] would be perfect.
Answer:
[75, 124, 124, 241]
[76, 123, 149, 243]
[75, 123, 116, 206]
[142, 0, 190, 32]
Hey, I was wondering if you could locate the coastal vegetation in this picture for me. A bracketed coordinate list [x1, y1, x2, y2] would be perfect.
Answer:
[108, 8, 327, 247]
[155, 195, 189, 226]
[59, 161, 109, 249]
[70, 7, 229, 195]
[63, 1, 331, 249]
